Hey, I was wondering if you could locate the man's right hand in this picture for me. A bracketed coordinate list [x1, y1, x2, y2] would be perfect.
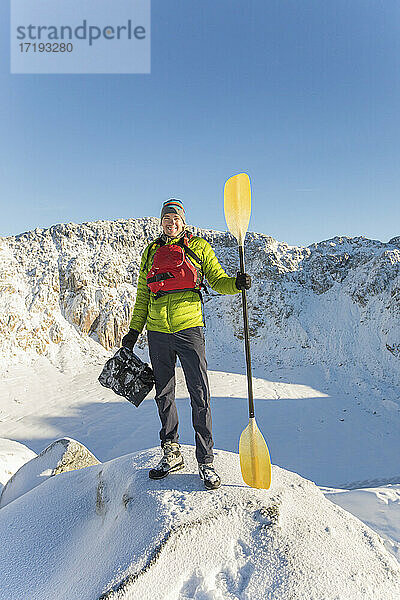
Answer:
[121, 329, 140, 350]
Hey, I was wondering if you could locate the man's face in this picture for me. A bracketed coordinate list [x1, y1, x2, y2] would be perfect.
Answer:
[162, 213, 184, 237]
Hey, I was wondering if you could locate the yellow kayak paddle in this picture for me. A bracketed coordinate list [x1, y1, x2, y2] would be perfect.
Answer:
[224, 173, 272, 489]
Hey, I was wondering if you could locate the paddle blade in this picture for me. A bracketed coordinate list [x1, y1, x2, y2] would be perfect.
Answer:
[224, 173, 251, 246]
[239, 417, 272, 489]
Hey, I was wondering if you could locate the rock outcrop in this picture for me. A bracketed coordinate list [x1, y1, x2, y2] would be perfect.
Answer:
[0, 437, 99, 508]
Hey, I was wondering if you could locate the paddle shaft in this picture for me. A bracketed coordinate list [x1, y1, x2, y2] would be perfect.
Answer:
[238, 244, 255, 419]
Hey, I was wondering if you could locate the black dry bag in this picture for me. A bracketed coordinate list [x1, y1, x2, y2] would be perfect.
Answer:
[98, 347, 154, 407]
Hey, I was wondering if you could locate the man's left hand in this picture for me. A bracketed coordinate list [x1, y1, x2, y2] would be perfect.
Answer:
[235, 272, 251, 290]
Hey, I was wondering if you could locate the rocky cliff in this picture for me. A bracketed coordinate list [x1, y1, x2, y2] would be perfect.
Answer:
[1, 218, 399, 385]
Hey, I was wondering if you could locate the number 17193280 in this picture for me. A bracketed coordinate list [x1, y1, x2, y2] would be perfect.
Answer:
[19, 42, 73, 52]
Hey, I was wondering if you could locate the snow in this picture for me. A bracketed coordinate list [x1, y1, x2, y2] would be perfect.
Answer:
[1, 447, 399, 600]
[0, 438, 36, 489]
[323, 484, 400, 562]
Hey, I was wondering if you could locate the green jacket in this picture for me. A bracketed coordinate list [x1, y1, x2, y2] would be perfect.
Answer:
[130, 234, 239, 333]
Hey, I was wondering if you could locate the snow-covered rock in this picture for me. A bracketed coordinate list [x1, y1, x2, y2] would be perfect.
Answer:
[0, 437, 99, 509]
[1, 219, 399, 387]
[0, 438, 36, 489]
[0, 446, 399, 600]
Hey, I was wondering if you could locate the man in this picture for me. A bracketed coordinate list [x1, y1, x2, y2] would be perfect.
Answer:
[122, 199, 251, 489]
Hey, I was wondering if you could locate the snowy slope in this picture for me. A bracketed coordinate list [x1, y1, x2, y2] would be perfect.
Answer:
[1, 447, 399, 600]
[0, 438, 36, 489]
[323, 484, 400, 561]
[1, 361, 399, 488]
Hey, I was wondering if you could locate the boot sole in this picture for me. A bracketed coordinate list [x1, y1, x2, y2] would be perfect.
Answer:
[149, 460, 184, 480]
[202, 479, 221, 490]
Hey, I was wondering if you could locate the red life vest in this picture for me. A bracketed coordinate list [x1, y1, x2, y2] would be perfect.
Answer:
[146, 234, 204, 298]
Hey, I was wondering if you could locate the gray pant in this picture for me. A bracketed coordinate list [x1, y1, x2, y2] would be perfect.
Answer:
[147, 326, 214, 465]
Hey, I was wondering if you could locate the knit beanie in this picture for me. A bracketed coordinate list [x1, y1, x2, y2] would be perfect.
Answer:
[160, 199, 186, 223]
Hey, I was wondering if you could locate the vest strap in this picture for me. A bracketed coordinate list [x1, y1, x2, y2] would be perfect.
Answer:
[146, 272, 174, 284]
[154, 288, 204, 303]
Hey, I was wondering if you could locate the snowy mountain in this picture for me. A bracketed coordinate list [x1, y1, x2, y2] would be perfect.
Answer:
[1, 218, 399, 389]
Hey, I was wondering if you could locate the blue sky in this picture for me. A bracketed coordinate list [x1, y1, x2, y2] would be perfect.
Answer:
[1, 1, 399, 246]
